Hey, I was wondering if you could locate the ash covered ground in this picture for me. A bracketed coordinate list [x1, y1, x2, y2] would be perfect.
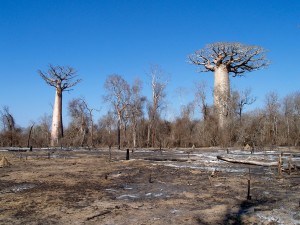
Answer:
[0, 147, 299, 225]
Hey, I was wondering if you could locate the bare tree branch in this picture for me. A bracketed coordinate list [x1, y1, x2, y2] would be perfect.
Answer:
[38, 64, 81, 91]
[189, 42, 270, 76]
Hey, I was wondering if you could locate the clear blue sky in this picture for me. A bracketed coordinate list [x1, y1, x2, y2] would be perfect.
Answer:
[0, 0, 299, 127]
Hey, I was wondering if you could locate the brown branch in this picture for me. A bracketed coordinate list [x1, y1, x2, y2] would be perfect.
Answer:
[189, 42, 269, 76]
[39, 65, 81, 91]
[217, 155, 278, 166]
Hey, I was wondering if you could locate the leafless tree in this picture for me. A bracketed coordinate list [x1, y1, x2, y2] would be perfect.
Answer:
[104, 74, 130, 149]
[264, 92, 280, 147]
[81, 100, 99, 147]
[194, 81, 210, 120]
[233, 88, 256, 123]
[127, 79, 146, 148]
[68, 98, 90, 147]
[171, 102, 196, 148]
[147, 65, 168, 147]
[31, 114, 51, 147]
[38, 65, 81, 146]
[293, 92, 300, 145]
[0, 106, 15, 132]
[175, 87, 188, 111]
[27, 121, 35, 148]
[98, 112, 116, 148]
[282, 92, 300, 146]
[189, 42, 269, 129]
[0, 106, 17, 146]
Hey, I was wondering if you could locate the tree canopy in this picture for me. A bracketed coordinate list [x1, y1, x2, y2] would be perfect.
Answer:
[38, 65, 81, 91]
[189, 42, 270, 76]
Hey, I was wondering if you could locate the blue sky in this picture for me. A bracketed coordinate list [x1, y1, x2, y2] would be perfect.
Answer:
[0, 0, 299, 127]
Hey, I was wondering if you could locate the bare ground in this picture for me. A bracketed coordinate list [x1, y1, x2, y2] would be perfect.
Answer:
[0, 148, 299, 225]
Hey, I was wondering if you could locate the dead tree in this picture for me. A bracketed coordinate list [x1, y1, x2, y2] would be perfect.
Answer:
[0, 106, 16, 146]
[68, 98, 90, 147]
[81, 99, 99, 148]
[127, 79, 146, 148]
[194, 81, 209, 120]
[264, 92, 280, 148]
[189, 42, 269, 129]
[235, 88, 256, 123]
[27, 122, 35, 148]
[104, 74, 130, 149]
[38, 65, 81, 146]
[147, 65, 168, 147]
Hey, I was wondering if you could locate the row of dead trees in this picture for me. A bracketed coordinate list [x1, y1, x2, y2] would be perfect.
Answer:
[0, 42, 299, 148]
[1, 89, 300, 149]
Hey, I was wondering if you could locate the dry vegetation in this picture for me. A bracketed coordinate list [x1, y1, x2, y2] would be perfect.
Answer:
[1, 147, 299, 225]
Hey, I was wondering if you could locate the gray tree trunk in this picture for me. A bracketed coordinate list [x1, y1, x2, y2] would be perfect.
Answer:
[51, 88, 63, 146]
[117, 114, 121, 150]
[214, 65, 230, 129]
[132, 122, 137, 148]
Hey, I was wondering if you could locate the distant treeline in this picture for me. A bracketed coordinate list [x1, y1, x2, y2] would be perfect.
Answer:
[1, 84, 300, 149]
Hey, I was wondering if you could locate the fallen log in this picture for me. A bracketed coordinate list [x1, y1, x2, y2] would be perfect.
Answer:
[217, 155, 278, 167]
[144, 158, 188, 162]
[86, 210, 111, 221]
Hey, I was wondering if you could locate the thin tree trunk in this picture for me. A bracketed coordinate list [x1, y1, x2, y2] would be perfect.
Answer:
[133, 130, 136, 148]
[80, 115, 86, 147]
[90, 117, 94, 147]
[152, 125, 155, 147]
[117, 115, 121, 150]
[27, 124, 34, 148]
[147, 123, 151, 147]
[132, 121, 137, 148]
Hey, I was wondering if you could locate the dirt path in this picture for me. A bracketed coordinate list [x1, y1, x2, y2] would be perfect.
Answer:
[0, 148, 299, 224]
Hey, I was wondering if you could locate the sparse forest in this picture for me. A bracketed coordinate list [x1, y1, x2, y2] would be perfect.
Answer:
[1, 1, 300, 223]
[0, 44, 299, 149]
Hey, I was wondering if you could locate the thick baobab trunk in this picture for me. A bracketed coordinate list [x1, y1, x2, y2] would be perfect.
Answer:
[214, 65, 230, 129]
[51, 88, 63, 146]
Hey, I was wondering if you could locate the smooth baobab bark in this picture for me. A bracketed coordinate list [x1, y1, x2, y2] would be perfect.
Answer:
[51, 86, 63, 146]
[214, 65, 230, 128]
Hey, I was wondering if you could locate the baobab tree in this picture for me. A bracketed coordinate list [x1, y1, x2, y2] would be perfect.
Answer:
[38, 65, 81, 146]
[189, 42, 269, 129]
